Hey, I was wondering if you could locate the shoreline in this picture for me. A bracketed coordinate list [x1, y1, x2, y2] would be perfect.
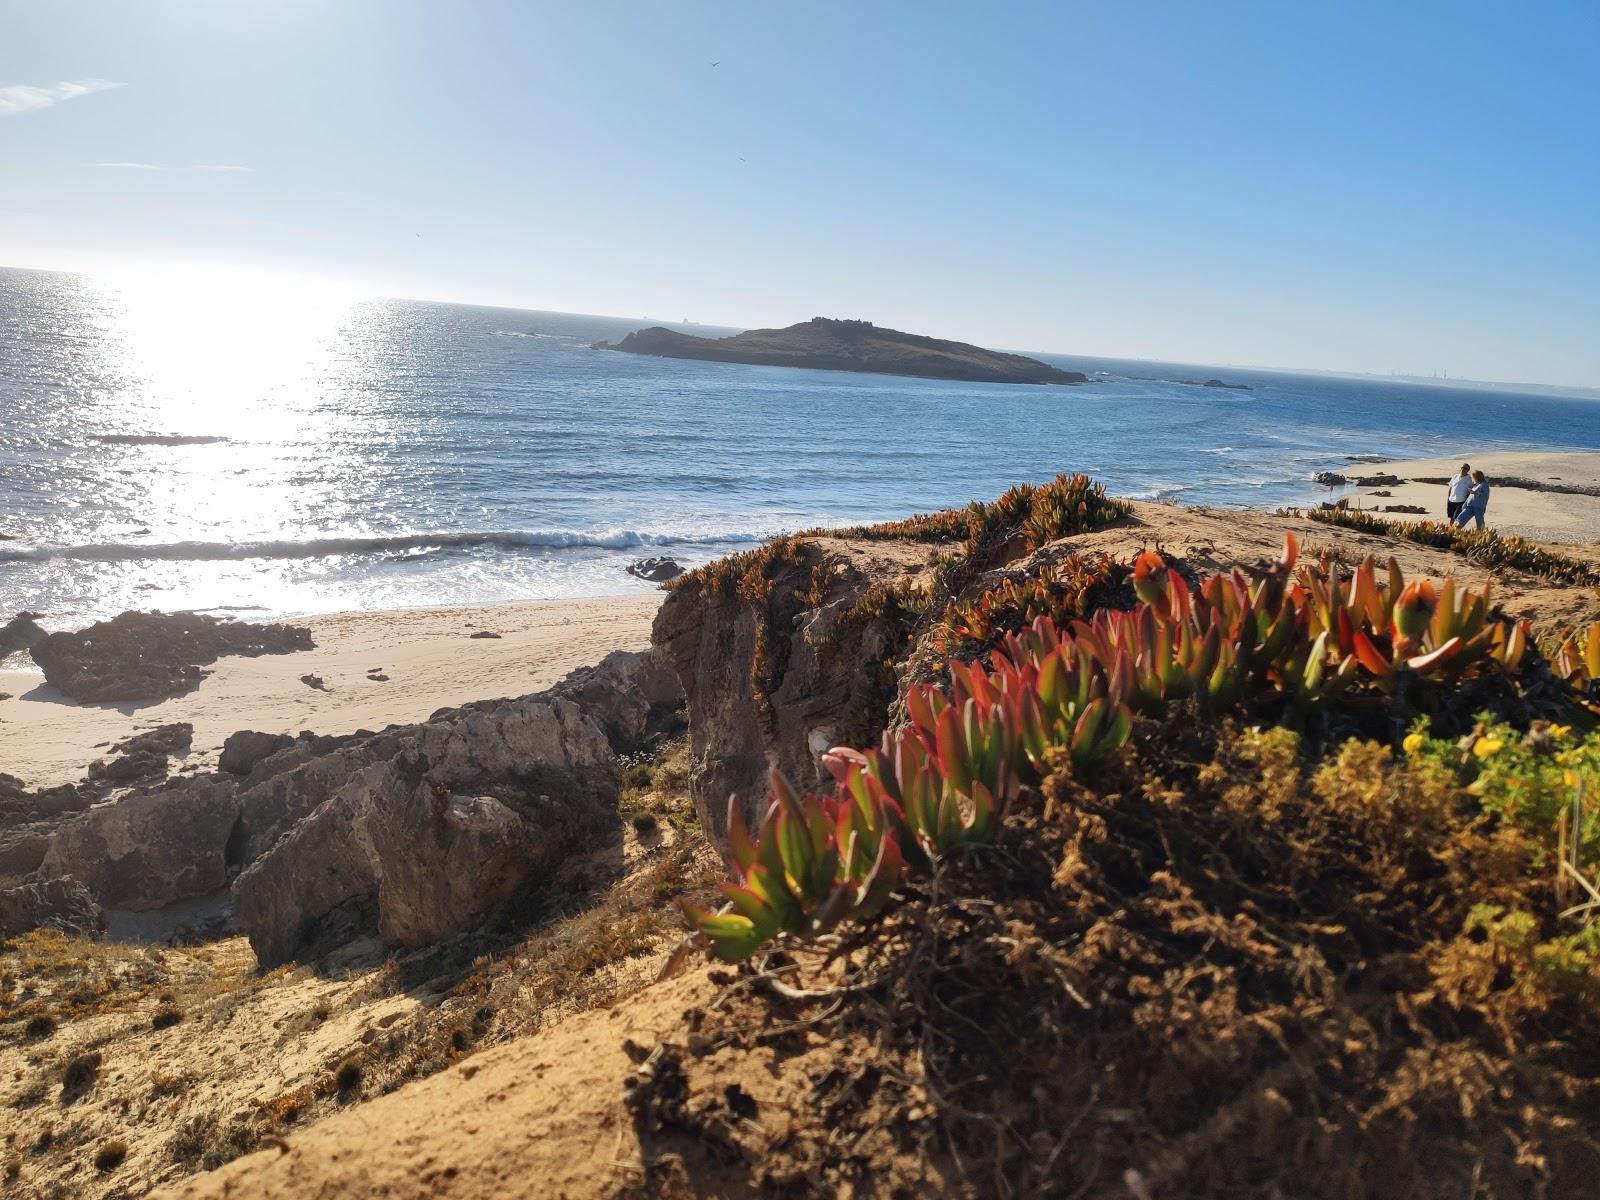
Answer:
[1313, 449, 1600, 545]
[0, 593, 663, 789]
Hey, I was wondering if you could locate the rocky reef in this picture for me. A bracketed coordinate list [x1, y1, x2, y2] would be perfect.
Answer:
[25, 610, 315, 702]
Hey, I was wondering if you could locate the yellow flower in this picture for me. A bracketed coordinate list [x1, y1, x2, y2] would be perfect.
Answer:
[1473, 738, 1504, 759]
[1403, 732, 1425, 754]
[1565, 770, 1580, 789]
[1551, 724, 1572, 739]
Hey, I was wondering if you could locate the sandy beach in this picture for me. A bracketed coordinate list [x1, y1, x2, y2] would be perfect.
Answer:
[1330, 450, 1600, 544]
[0, 593, 662, 789]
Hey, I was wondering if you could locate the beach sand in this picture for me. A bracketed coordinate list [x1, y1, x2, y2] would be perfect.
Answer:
[0, 594, 662, 789]
[1333, 450, 1600, 544]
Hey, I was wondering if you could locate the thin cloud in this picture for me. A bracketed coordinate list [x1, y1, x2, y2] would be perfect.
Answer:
[96, 161, 161, 170]
[0, 78, 122, 117]
[191, 164, 254, 173]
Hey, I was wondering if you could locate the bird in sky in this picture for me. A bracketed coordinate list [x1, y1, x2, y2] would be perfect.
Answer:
[710, 60, 720, 67]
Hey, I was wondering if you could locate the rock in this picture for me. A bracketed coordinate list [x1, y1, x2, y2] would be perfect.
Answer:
[1313, 471, 1348, 487]
[468, 631, 501, 640]
[233, 695, 617, 966]
[0, 874, 104, 940]
[1382, 504, 1428, 514]
[653, 541, 913, 845]
[1, 613, 47, 659]
[1369, 489, 1392, 498]
[550, 649, 685, 749]
[627, 556, 684, 583]
[87, 751, 169, 786]
[219, 730, 295, 776]
[0, 693, 10, 702]
[300, 674, 329, 691]
[30, 611, 313, 703]
[1354, 473, 1401, 487]
[112, 722, 193, 758]
[38, 778, 241, 909]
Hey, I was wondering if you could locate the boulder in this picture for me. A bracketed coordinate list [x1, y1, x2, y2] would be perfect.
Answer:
[1354, 473, 1402, 487]
[1313, 471, 1348, 487]
[551, 649, 685, 749]
[0, 613, 47, 660]
[37, 778, 240, 909]
[111, 722, 193, 757]
[0, 874, 104, 940]
[233, 696, 617, 966]
[627, 556, 684, 583]
[219, 730, 295, 776]
[30, 611, 314, 703]
[86, 751, 170, 786]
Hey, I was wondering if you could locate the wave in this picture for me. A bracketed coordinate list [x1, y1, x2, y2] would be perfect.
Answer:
[90, 434, 231, 446]
[0, 527, 771, 564]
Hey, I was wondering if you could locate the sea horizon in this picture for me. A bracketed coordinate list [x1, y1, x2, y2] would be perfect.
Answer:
[4, 263, 1599, 627]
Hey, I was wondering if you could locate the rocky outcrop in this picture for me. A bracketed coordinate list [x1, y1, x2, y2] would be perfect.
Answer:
[0, 874, 103, 939]
[234, 694, 616, 966]
[15, 643, 676, 954]
[30, 611, 314, 702]
[653, 543, 921, 845]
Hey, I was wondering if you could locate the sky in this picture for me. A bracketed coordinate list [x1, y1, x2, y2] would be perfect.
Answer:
[2, 0, 1597, 387]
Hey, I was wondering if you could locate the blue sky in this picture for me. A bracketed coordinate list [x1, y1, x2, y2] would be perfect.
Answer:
[3, 0, 1597, 386]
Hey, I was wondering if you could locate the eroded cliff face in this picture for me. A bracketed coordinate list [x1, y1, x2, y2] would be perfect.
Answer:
[651, 537, 935, 845]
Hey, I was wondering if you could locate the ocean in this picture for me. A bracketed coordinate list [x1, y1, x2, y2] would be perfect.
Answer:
[3, 265, 1598, 625]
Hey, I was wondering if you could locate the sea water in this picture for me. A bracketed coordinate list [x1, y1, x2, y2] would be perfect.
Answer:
[2, 265, 1597, 624]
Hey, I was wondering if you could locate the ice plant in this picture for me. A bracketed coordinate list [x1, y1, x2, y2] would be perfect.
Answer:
[683, 534, 1538, 963]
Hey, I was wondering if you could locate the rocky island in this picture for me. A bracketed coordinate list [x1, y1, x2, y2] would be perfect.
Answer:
[593, 317, 1089, 385]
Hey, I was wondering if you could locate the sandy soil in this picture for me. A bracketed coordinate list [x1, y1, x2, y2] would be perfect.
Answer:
[1328, 450, 1600, 544]
[0, 595, 662, 789]
[158, 964, 725, 1200]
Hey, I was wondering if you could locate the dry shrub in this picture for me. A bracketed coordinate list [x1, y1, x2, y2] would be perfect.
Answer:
[628, 722, 1600, 1199]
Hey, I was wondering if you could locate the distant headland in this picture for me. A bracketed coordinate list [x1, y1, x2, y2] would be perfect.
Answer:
[593, 317, 1088, 385]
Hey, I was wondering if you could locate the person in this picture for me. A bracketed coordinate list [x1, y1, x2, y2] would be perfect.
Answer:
[1446, 462, 1472, 521]
[1455, 470, 1490, 529]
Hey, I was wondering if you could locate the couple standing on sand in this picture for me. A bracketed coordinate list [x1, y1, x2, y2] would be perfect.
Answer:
[1446, 463, 1491, 529]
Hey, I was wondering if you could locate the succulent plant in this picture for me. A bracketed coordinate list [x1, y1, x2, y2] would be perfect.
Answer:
[683, 534, 1540, 963]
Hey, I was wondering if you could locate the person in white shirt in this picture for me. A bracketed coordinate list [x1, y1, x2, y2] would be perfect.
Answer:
[1446, 463, 1472, 522]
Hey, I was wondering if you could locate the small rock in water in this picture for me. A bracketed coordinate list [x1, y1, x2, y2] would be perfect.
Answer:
[627, 556, 685, 583]
[300, 673, 330, 691]
[469, 631, 502, 640]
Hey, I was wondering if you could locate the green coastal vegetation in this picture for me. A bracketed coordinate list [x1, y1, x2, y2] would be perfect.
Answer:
[652, 477, 1600, 1195]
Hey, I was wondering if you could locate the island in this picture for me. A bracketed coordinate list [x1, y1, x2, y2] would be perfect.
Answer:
[592, 317, 1088, 385]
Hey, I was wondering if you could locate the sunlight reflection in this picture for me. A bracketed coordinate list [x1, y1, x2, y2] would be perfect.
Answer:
[89, 263, 361, 441]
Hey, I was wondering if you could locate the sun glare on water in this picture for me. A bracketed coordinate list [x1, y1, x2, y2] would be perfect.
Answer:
[89, 263, 363, 442]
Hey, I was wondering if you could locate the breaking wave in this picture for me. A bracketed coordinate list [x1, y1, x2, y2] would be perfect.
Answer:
[0, 528, 770, 564]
